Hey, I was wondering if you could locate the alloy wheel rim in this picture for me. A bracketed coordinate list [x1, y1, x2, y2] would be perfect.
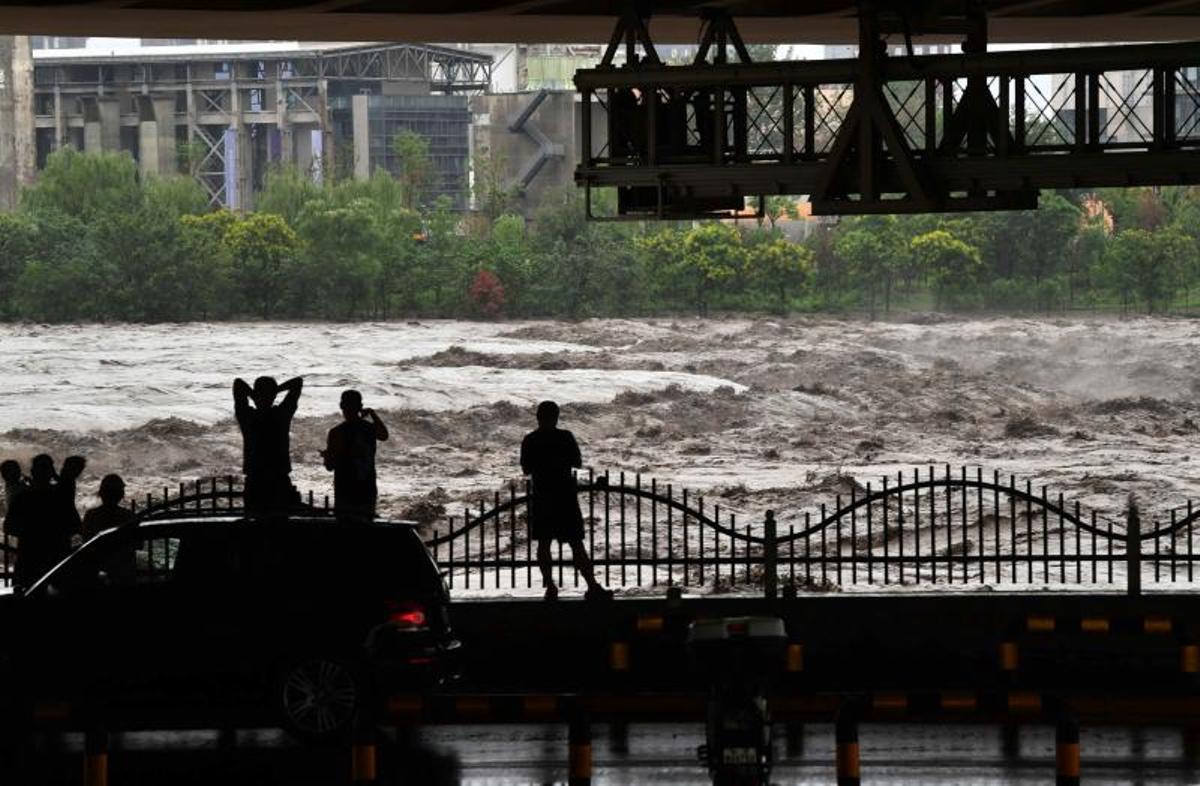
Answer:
[281, 659, 357, 735]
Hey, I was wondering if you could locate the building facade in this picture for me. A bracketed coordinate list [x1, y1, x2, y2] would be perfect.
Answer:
[24, 38, 490, 209]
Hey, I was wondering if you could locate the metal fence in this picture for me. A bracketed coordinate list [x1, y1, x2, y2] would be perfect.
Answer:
[1, 467, 1197, 596]
[430, 466, 1194, 597]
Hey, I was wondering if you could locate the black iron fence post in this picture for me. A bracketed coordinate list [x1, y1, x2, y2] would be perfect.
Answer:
[764, 510, 778, 599]
[1127, 500, 1142, 598]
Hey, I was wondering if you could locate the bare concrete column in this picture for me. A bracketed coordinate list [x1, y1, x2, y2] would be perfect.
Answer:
[138, 121, 160, 177]
[0, 35, 35, 209]
[11, 36, 33, 186]
[184, 75, 196, 145]
[151, 95, 176, 174]
[317, 76, 332, 179]
[275, 70, 294, 164]
[0, 36, 18, 209]
[82, 97, 103, 154]
[352, 93, 370, 180]
[98, 96, 121, 152]
[136, 95, 159, 177]
[227, 74, 253, 208]
[53, 85, 65, 150]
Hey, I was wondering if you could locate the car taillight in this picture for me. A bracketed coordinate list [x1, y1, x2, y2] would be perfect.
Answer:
[386, 600, 428, 629]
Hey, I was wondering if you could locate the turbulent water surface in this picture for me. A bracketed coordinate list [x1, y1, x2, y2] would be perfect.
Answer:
[1, 316, 1198, 528]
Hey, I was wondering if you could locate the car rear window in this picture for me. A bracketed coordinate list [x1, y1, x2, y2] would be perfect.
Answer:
[259, 522, 437, 593]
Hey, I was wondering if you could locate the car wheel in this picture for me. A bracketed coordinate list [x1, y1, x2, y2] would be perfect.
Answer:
[276, 657, 361, 742]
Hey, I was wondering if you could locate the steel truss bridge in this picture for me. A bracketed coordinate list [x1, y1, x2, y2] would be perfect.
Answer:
[575, 5, 1200, 217]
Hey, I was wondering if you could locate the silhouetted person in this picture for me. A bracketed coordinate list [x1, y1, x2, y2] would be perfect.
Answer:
[520, 401, 611, 601]
[81, 474, 137, 541]
[59, 455, 86, 538]
[321, 390, 388, 521]
[234, 375, 303, 515]
[1, 459, 25, 543]
[4, 455, 81, 590]
[1, 459, 25, 504]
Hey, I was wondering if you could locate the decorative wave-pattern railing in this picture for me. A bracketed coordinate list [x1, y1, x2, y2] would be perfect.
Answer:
[1, 467, 1198, 596]
[428, 467, 1197, 597]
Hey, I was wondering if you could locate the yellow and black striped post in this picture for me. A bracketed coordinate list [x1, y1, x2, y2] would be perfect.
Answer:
[351, 713, 378, 785]
[999, 640, 1019, 674]
[785, 721, 804, 758]
[835, 707, 860, 786]
[608, 719, 629, 755]
[83, 727, 108, 786]
[1186, 725, 1200, 764]
[568, 709, 593, 786]
[609, 641, 630, 673]
[1182, 643, 1200, 675]
[1056, 715, 1080, 786]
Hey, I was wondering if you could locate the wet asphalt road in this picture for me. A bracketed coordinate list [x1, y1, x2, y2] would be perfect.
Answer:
[16, 722, 1200, 784]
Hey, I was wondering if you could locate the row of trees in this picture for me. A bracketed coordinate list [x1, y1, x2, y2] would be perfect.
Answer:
[812, 191, 1200, 317]
[0, 146, 1197, 322]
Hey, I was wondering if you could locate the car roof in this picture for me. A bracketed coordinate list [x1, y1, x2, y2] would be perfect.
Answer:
[120, 516, 421, 537]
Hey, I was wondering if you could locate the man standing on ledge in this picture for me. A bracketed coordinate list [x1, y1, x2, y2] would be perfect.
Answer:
[322, 389, 389, 521]
[233, 375, 303, 515]
[520, 400, 611, 601]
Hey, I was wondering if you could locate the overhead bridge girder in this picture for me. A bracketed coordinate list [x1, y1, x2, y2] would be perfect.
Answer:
[574, 36, 1200, 219]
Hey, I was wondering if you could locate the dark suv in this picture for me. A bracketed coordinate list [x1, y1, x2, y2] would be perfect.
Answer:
[0, 516, 459, 739]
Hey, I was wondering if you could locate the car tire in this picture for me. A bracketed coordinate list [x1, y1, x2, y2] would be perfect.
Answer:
[274, 657, 363, 743]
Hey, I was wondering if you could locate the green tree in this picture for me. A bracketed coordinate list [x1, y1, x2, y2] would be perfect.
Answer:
[834, 229, 882, 318]
[294, 199, 382, 318]
[757, 196, 793, 230]
[13, 212, 107, 321]
[1098, 228, 1192, 314]
[21, 147, 142, 223]
[677, 222, 744, 316]
[176, 139, 208, 178]
[747, 232, 812, 311]
[257, 164, 324, 226]
[144, 176, 210, 218]
[0, 213, 37, 318]
[911, 229, 984, 309]
[225, 213, 301, 318]
[178, 211, 238, 319]
[1067, 219, 1108, 308]
[392, 130, 434, 210]
[473, 149, 519, 224]
[489, 213, 532, 311]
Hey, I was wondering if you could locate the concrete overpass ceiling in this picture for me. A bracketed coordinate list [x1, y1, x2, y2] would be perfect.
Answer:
[1, 1, 1200, 43]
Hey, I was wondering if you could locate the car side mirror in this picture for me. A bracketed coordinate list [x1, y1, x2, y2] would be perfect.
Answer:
[46, 583, 61, 598]
[96, 570, 111, 587]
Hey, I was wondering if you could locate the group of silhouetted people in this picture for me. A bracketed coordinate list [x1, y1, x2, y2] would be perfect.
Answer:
[2, 455, 134, 590]
[236, 375, 608, 599]
[233, 375, 390, 521]
[3, 373, 610, 599]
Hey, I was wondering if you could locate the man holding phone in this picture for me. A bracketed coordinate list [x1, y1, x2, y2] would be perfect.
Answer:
[322, 389, 389, 521]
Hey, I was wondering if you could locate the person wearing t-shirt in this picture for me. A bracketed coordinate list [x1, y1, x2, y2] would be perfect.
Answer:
[81, 474, 137, 541]
[322, 389, 388, 521]
[520, 401, 611, 602]
[233, 375, 303, 515]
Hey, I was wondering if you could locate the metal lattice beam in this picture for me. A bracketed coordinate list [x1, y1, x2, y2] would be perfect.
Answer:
[576, 38, 1200, 218]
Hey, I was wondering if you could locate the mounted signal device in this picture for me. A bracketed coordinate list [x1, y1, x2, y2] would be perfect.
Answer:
[688, 616, 787, 786]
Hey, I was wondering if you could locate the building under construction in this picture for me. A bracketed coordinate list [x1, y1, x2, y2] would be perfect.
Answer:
[24, 39, 491, 208]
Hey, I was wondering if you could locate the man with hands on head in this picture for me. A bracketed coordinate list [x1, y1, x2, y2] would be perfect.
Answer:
[233, 375, 304, 516]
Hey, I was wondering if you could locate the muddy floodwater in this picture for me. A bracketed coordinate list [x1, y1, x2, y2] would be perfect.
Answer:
[1, 316, 1198, 530]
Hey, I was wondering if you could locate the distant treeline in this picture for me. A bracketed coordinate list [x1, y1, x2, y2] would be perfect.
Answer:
[0, 147, 1198, 322]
